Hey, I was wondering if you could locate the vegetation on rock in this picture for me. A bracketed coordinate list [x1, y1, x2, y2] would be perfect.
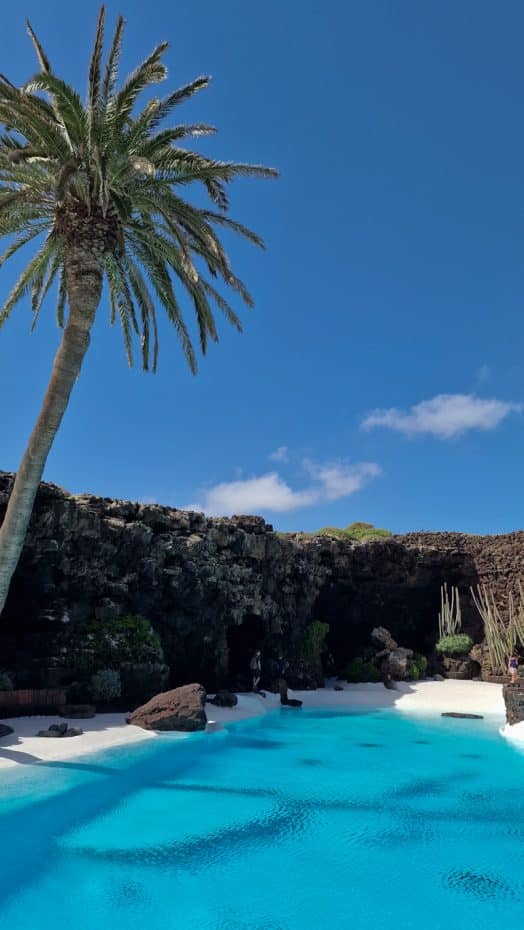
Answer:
[436, 634, 473, 657]
[89, 668, 122, 703]
[409, 653, 428, 680]
[0, 670, 13, 690]
[62, 615, 163, 674]
[344, 657, 382, 683]
[297, 620, 330, 664]
[316, 522, 392, 542]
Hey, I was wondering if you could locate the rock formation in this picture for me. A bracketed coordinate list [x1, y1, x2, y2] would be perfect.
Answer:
[127, 683, 207, 731]
[1, 471, 523, 693]
[503, 683, 524, 726]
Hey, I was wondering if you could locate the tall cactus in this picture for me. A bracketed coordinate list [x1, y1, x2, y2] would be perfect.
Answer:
[438, 583, 462, 639]
[470, 584, 517, 675]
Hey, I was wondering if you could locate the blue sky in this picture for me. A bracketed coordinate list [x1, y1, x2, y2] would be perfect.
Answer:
[1, 0, 524, 533]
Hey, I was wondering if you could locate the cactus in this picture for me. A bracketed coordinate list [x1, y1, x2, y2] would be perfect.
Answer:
[470, 584, 517, 676]
[438, 583, 462, 639]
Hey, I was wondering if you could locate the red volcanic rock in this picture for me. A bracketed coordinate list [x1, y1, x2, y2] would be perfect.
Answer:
[127, 683, 207, 731]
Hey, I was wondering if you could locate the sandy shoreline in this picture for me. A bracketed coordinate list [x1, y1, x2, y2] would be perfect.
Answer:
[0, 679, 511, 773]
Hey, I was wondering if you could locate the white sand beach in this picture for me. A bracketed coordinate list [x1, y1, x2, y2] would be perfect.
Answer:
[0, 678, 511, 772]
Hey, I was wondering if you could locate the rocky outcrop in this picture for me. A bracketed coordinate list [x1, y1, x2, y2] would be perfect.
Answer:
[127, 683, 207, 731]
[210, 690, 238, 707]
[360, 627, 418, 681]
[36, 722, 83, 737]
[440, 655, 480, 680]
[387, 647, 414, 680]
[1, 471, 523, 691]
[503, 683, 524, 726]
[371, 627, 398, 651]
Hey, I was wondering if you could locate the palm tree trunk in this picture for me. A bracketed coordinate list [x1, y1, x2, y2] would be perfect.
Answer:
[0, 247, 103, 618]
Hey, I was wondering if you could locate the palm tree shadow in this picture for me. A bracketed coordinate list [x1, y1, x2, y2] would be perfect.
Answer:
[0, 746, 42, 765]
[0, 728, 118, 773]
[0, 744, 117, 774]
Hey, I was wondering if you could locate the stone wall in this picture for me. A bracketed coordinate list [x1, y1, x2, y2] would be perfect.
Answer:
[503, 683, 524, 725]
[1, 472, 523, 691]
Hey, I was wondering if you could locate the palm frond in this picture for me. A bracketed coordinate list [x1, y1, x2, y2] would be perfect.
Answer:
[0, 224, 47, 266]
[202, 211, 265, 248]
[0, 238, 55, 327]
[129, 232, 197, 373]
[55, 266, 67, 327]
[33, 246, 62, 314]
[25, 19, 52, 72]
[201, 279, 243, 331]
[88, 6, 106, 121]
[150, 76, 210, 127]
[25, 73, 86, 146]
[105, 42, 168, 142]
[125, 254, 159, 371]
[102, 15, 125, 104]
[105, 251, 141, 365]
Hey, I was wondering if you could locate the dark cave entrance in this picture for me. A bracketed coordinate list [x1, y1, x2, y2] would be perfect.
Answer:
[313, 563, 482, 675]
[227, 614, 266, 689]
[314, 579, 442, 672]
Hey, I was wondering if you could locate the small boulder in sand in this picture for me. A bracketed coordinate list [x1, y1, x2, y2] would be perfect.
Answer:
[127, 683, 207, 732]
[0, 724, 14, 738]
[210, 690, 238, 708]
[36, 723, 83, 737]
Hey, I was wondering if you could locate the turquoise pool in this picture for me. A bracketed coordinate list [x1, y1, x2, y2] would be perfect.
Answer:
[0, 708, 523, 929]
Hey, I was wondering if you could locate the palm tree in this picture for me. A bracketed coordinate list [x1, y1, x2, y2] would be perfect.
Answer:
[0, 7, 276, 617]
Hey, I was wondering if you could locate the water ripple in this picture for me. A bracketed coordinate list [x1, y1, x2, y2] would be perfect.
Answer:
[445, 869, 519, 902]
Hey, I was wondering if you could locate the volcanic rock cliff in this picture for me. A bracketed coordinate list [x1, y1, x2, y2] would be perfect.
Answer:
[1, 471, 522, 691]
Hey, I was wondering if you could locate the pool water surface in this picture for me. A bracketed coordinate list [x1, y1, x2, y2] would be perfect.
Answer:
[0, 708, 523, 929]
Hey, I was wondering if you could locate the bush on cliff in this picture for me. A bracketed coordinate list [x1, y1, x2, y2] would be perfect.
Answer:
[344, 658, 382, 683]
[316, 522, 392, 542]
[298, 621, 330, 664]
[409, 653, 428, 680]
[63, 615, 163, 674]
[436, 634, 473, 657]
[0, 671, 13, 691]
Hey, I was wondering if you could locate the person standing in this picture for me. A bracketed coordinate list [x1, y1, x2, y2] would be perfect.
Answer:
[276, 654, 289, 705]
[508, 655, 519, 684]
[250, 649, 262, 692]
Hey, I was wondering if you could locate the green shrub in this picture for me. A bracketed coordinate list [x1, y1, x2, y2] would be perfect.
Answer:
[316, 526, 347, 539]
[436, 634, 473, 657]
[344, 522, 392, 541]
[344, 657, 382, 683]
[0, 671, 13, 691]
[316, 523, 392, 542]
[410, 653, 428, 680]
[63, 615, 163, 674]
[89, 669, 122, 703]
[298, 621, 330, 664]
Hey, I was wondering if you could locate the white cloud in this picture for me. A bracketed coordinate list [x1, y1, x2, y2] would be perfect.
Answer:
[304, 460, 381, 500]
[362, 393, 522, 439]
[269, 446, 290, 463]
[187, 459, 380, 516]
